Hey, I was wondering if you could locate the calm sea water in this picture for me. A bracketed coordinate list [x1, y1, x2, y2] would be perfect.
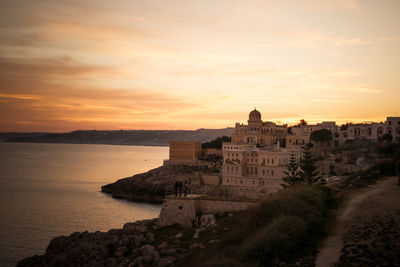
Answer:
[0, 142, 168, 267]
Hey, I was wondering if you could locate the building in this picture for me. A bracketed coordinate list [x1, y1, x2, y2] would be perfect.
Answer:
[231, 109, 287, 146]
[169, 141, 202, 164]
[221, 109, 301, 192]
[221, 109, 400, 192]
[290, 117, 400, 145]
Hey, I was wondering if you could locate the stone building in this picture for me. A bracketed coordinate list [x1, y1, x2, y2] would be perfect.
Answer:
[221, 109, 301, 192]
[231, 109, 287, 145]
[290, 117, 400, 145]
[168, 141, 202, 164]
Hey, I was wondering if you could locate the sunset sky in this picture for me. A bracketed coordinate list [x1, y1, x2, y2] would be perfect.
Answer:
[1, 0, 399, 132]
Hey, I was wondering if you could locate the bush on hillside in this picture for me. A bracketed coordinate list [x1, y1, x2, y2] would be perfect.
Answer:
[240, 216, 308, 265]
[215, 186, 337, 265]
[202, 136, 231, 149]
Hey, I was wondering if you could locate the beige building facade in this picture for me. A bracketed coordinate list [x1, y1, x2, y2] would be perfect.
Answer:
[221, 109, 301, 192]
[169, 141, 202, 163]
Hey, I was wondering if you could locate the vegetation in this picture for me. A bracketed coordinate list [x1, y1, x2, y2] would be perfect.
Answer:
[295, 119, 308, 127]
[382, 133, 393, 143]
[202, 136, 231, 149]
[310, 129, 333, 144]
[299, 145, 321, 185]
[281, 153, 302, 187]
[339, 159, 397, 189]
[178, 186, 338, 266]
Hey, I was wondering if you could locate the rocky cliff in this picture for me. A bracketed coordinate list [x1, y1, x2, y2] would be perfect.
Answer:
[17, 215, 223, 267]
[101, 164, 218, 203]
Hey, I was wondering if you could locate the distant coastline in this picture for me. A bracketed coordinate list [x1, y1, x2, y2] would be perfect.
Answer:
[0, 128, 234, 146]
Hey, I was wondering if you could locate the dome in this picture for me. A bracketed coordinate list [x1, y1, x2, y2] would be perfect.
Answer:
[249, 108, 261, 122]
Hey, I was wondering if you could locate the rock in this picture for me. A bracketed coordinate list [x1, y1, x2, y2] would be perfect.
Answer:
[134, 234, 145, 247]
[193, 227, 204, 239]
[158, 256, 176, 267]
[132, 256, 144, 267]
[140, 245, 160, 264]
[200, 214, 216, 227]
[114, 246, 126, 257]
[158, 242, 168, 249]
[105, 257, 117, 267]
[175, 232, 183, 239]
[161, 248, 176, 256]
[189, 243, 203, 250]
[146, 232, 155, 242]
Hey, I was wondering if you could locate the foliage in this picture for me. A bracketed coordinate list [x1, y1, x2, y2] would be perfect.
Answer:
[382, 133, 393, 143]
[341, 123, 349, 130]
[377, 143, 400, 159]
[295, 119, 308, 126]
[281, 153, 302, 187]
[299, 146, 321, 184]
[202, 136, 231, 149]
[340, 159, 397, 189]
[180, 186, 337, 267]
[310, 129, 333, 144]
[240, 216, 308, 265]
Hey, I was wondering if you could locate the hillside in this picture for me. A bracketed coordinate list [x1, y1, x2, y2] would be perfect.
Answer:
[2, 128, 234, 146]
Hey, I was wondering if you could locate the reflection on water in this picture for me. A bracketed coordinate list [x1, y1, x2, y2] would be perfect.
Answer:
[0, 142, 168, 267]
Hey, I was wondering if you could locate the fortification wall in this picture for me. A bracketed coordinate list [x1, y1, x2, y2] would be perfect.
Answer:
[197, 199, 255, 214]
[158, 197, 256, 227]
[158, 198, 197, 228]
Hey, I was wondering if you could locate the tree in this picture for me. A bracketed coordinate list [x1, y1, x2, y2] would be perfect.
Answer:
[299, 146, 321, 185]
[281, 153, 302, 187]
[310, 129, 332, 144]
[202, 136, 231, 149]
[295, 119, 308, 127]
[382, 133, 393, 143]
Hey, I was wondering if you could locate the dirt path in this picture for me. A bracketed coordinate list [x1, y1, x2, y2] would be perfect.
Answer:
[315, 176, 400, 267]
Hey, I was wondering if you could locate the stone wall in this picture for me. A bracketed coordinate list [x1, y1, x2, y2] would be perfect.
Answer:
[201, 175, 221, 186]
[197, 199, 255, 214]
[158, 198, 197, 228]
[158, 197, 256, 227]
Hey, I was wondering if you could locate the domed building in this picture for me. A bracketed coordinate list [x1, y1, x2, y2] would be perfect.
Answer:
[248, 108, 262, 123]
[221, 109, 298, 195]
[231, 109, 287, 145]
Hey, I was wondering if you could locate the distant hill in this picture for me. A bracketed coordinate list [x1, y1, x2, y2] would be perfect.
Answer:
[2, 128, 235, 146]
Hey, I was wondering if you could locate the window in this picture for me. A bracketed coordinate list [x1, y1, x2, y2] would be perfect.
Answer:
[271, 170, 274, 176]
[252, 180, 255, 184]
[255, 168, 258, 175]
[240, 180, 243, 184]
[271, 159, 274, 164]
[263, 170, 265, 175]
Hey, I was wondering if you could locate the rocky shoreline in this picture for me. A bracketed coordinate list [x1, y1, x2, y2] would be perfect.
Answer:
[17, 214, 223, 267]
[101, 164, 220, 204]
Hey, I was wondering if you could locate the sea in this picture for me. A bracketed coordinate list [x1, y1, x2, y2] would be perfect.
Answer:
[0, 142, 169, 267]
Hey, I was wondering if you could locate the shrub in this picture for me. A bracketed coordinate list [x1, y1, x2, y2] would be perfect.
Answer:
[240, 216, 308, 265]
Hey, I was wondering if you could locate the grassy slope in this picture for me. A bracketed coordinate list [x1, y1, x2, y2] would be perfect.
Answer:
[174, 185, 338, 266]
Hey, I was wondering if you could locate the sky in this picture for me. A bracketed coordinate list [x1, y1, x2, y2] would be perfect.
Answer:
[0, 0, 399, 132]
